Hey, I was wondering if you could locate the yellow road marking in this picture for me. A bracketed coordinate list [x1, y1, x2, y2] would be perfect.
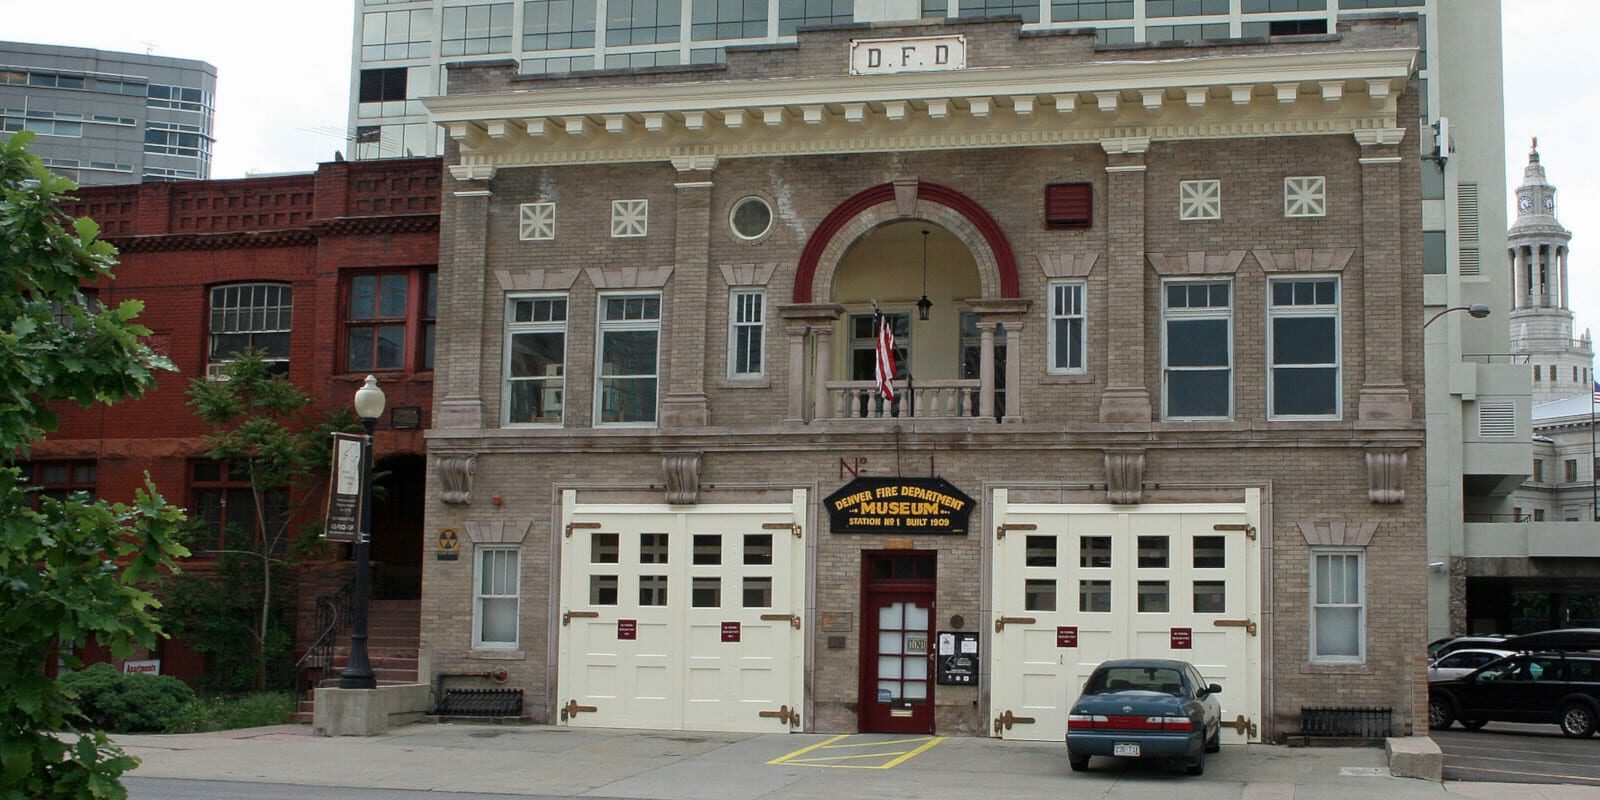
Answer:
[816, 736, 935, 749]
[768, 734, 850, 765]
[788, 751, 916, 763]
[880, 736, 945, 769]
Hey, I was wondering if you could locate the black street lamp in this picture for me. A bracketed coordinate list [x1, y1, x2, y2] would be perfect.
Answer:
[340, 375, 385, 690]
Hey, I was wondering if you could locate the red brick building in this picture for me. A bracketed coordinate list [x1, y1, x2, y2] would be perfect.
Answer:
[35, 157, 442, 683]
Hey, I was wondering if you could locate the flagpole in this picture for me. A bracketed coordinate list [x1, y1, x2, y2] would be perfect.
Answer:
[1591, 381, 1597, 521]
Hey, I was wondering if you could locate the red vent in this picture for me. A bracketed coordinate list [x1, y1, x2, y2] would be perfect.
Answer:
[1046, 183, 1093, 229]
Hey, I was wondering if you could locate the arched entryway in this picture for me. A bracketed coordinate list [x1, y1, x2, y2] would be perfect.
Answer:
[371, 452, 424, 599]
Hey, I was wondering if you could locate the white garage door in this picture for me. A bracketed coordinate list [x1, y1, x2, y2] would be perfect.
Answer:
[557, 490, 806, 733]
[990, 490, 1262, 743]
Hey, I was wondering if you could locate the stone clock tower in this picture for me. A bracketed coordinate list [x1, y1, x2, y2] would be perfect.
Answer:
[1508, 139, 1594, 404]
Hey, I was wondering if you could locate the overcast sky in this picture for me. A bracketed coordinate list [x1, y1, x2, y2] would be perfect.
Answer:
[2, 0, 1594, 354]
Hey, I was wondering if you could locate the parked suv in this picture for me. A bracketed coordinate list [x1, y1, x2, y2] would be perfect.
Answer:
[1428, 650, 1600, 738]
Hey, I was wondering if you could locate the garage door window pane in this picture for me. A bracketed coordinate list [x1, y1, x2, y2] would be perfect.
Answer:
[743, 533, 772, 565]
[1025, 579, 1057, 611]
[692, 576, 721, 607]
[693, 534, 721, 565]
[1137, 581, 1169, 612]
[639, 574, 667, 606]
[640, 532, 668, 563]
[1137, 536, 1169, 568]
[742, 576, 772, 608]
[1025, 535, 1056, 567]
[1080, 536, 1111, 568]
[1193, 536, 1226, 568]
[590, 574, 618, 605]
[592, 532, 618, 563]
[1080, 580, 1111, 612]
[1193, 581, 1226, 613]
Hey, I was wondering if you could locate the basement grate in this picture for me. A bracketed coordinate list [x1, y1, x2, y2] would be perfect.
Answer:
[1300, 706, 1392, 739]
[433, 688, 523, 717]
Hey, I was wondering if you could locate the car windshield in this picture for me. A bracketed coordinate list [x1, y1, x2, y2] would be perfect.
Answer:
[1084, 666, 1185, 696]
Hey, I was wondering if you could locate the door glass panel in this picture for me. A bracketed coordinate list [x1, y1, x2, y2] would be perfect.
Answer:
[879, 631, 904, 655]
[879, 656, 902, 679]
[639, 532, 668, 563]
[904, 658, 928, 680]
[1080, 536, 1111, 568]
[905, 603, 929, 630]
[877, 680, 901, 701]
[639, 574, 667, 606]
[693, 534, 721, 564]
[1193, 580, 1226, 613]
[589, 575, 618, 605]
[1080, 580, 1111, 612]
[743, 533, 773, 565]
[1025, 579, 1057, 611]
[1137, 581, 1170, 612]
[903, 681, 928, 700]
[692, 576, 720, 607]
[879, 602, 904, 629]
[591, 532, 619, 563]
[1025, 535, 1057, 567]
[1194, 535, 1226, 568]
[1138, 536, 1169, 568]
[742, 576, 771, 608]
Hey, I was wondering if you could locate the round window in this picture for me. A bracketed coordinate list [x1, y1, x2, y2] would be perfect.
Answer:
[730, 196, 773, 240]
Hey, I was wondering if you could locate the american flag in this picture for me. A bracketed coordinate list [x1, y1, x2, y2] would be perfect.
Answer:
[874, 309, 897, 403]
[1593, 381, 1600, 406]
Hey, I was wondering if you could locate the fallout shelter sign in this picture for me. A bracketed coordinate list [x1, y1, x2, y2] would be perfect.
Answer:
[825, 477, 975, 535]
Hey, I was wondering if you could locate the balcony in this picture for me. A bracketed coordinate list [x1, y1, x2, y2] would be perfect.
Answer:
[1463, 521, 1600, 559]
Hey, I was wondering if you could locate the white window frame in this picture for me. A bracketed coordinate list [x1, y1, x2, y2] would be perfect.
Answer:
[1047, 280, 1086, 374]
[474, 545, 521, 650]
[611, 199, 648, 238]
[1309, 548, 1365, 663]
[1179, 179, 1222, 221]
[1267, 276, 1342, 420]
[594, 292, 662, 427]
[1284, 176, 1327, 218]
[519, 202, 555, 241]
[1161, 278, 1233, 421]
[727, 289, 765, 379]
[502, 293, 568, 427]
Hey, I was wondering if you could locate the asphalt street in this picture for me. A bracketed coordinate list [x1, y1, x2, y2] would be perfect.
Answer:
[125, 779, 567, 800]
[1434, 722, 1600, 786]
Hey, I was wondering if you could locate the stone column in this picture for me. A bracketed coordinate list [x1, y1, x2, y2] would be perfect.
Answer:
[1099, 137, 1152, 423]
[977, 321, 996, 420]
[1511, 246, 1525, 309]
[814, 326, 835, 420]
[660, 157, 715, 428]
[777, 304, 845, 423]
[1005, 322, 1024, 422]
[436, 167, 496, 430]
[785, 322, 808, 422]
[1355, 128, 1411, 422]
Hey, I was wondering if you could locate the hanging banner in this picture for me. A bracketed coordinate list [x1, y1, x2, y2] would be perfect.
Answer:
[825, 477, 975, 535]
[323, 432, 365, 543]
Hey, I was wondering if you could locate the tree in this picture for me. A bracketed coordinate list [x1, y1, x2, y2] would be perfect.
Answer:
[184, 349, 351, 690]
[0, 132, 188, 798]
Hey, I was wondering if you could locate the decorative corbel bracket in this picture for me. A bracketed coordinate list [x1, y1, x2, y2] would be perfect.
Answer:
[1364, 447, 1408, 504]
[664, 452, 704, 505]
[1105, 449, 1145, 505]
[438, 454, 477, 505]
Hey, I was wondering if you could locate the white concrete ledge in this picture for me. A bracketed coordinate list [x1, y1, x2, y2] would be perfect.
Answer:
[1385, 735, 1442, 781]
[314, 683, 431, 737]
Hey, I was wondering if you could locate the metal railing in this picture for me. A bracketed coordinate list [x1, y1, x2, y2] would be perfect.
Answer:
[293, 578, 354, 694]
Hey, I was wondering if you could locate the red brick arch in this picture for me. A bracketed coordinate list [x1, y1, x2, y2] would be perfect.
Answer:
[792, 181, 1020, 303]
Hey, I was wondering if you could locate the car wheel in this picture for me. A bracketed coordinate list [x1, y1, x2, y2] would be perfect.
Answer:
[1559, 703, 1597, 739]
[1184, 748, 1205, 776]
[1205, 727, 1221, 753]
[1428, 695, 1455, 730]
[1459, 720, 1487, 731]
[1069, 754, 1090, 772]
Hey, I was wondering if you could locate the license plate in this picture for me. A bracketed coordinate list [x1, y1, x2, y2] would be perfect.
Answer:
[1113, 742, 1141, 757]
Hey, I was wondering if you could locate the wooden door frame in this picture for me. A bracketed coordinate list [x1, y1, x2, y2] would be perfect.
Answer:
[858, 550, 938, 734]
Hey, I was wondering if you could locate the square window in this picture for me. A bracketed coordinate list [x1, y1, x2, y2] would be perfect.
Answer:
[1194, 581, 1227, 613]
[1025, 579, 1057, 612]
[1079, 580, 1111, 612]
[693, 534, 721, 565]
[639, 574, 668, 606]
[692, 576, 721, 607]
[1080, 536, 1111, 568]
[743, 533, 772, 565]
[1179, 179, 1221, 220]
[640, 532, 668, 563]
[1137, 536, 1169, 568]
[742, 577, 772, 608]
[1137, 581, 1169, 613]
[519, 202, 555, 240]
[1025, 535, 1057, 567]
[591, 532, 618, 563]
[1193, 536, 1226, 568]
[611, 198, 648, 237]
[589, 574, 618, 605]
[1284, 176, 1326, 217]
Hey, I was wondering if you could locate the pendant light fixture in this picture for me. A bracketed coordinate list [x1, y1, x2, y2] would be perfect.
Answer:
[916, 229, 933, 321]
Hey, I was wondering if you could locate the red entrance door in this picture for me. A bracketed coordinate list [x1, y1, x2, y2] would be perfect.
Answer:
[861, 552, 936, 734]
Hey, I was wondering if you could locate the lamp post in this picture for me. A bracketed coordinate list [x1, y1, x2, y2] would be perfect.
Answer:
[340, 375, 385, 690]
[1423, 303, 1491, 328]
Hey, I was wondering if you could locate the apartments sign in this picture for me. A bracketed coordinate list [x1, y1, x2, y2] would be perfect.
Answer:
[849, 34, 966, 75]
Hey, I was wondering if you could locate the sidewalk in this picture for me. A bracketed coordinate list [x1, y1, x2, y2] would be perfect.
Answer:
[115, 723, 1600, 800]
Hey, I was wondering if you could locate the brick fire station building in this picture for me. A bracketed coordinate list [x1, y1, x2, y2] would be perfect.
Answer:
[419, 16, 1427, 741]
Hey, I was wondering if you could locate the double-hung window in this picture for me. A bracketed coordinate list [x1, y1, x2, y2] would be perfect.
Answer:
[504, 295, 568, 425]
[208, 283, 291, 376]
[1269, 277, 1340, 418]
[1310, 549, 1365, 662]
[728, 290, 765, 378]
[475, 546, 520, 648]
[1162, 280, 1232, 419]
[343, 268, 437, 373]
[595, 294, 661, 425]
[17, 461, 97, 508]
[189, 460, 289, 556]
[1048, 281, 1086, 373]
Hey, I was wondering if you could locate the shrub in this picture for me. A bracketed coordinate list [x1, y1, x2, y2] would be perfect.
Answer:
[164, 692, 295, 733]
[62, 663, 198, 733]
